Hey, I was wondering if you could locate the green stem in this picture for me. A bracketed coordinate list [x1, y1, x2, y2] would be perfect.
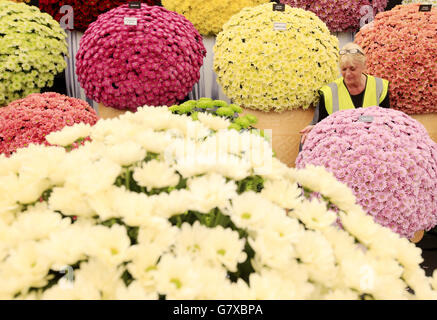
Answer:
[125, 168, 130, 190]
[213, 208, 221, 227]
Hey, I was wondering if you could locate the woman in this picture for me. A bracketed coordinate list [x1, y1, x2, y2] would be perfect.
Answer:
[300, 42, 390, 144]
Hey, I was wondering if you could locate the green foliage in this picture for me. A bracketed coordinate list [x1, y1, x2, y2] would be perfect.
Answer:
[236, 175, 264, 194]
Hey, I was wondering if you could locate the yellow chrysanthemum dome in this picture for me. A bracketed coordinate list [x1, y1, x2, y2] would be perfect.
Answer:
[214, 3, 339, 112]
[162, 0, 269, 35]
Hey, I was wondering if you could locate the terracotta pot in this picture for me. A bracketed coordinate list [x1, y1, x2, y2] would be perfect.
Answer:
[410, 113, 437, 143]
[241, 108, 315, 168]
[410, 230, 425, 244]
[97, 103, 127, 119]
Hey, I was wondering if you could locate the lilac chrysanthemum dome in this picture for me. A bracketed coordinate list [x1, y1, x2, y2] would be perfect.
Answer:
[280, 0, 388, 32]
[296, 106, 437, 238]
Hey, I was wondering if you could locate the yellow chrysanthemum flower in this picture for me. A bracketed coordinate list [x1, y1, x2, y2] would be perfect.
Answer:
[162, 0, 269, 35]
[214, 3, 339, 112]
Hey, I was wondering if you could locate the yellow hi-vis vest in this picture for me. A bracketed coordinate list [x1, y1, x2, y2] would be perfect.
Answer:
[320, 75, 389, 115]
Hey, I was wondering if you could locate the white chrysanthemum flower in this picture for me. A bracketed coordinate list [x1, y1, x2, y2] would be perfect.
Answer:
[86, 225, 131, 267]
[111, 187, 155, 227]
[87, 186, 121, 221]
[204, 226, 247, 272]
[187, 173, 237, 213]
[134, 129, 173, 154]
[340, 210, 382, 247]
[336, 249, 374, 292]
[70, 259, 125, 300]
[133, 160, 180, 190]
[70, 158, 121, 195]
[152, 189, 194, 219]
[106, 141, 146, 166]
[249, 216, 303, 270]
[7, 204, 70, 245]
[48, 185, 94, 218]
[395, 237, 424, 270]
[131, 106, 175, 131]
[175, 222, 246, 272]
[214, 155, 252, 180]
[0, 242, 52, 292]
[321, 226, 359, 260]
[12, 177, 50, 204]
[41, 275, 101, 300]
[173, 222, 209, 257]
[249, 231, 295, 271]
[321, 289, 359, 300]
[9, 145, 66, 182]
[225, 191, 275, 230]
[89, 118, 122, 143]
[191, 264, 231, 300]
[153, 254, 202, 299]
[261, 178, 302, 209]
[223, 279, 256, 300]
[115, 281, 158, 300]
[292, 165, 358, 212]
[294, 231, 337, 286]
[126, 243, 163, 288]
[248, 270, 302, 300]
[293, 198, 337, 231]
[137, 217, 178, 250]
[197, 112, 231, 131]
[262, 158, 290, 180]
[0, 173, 22, 214]
[46, 123, 92, 146]
[41, 225, 91, 269]
[174, 117, 211, 141]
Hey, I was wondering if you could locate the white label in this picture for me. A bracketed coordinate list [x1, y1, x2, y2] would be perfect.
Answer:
[359, 115, 374, 123]
[273, 22, 287, 31]
[124, 17, 138, 26]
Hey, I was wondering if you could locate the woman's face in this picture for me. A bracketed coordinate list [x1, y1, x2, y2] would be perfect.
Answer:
[340, 60, 365, 84]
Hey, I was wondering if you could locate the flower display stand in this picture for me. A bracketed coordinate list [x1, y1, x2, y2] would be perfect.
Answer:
[411, 114, 437, 143]
[241, 108, 314, 168]
[97, 103, 127, 119]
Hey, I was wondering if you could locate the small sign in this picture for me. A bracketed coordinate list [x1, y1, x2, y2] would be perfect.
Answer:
[124, 17, 138, 26]
[273, 22, 287, 31]
[273, 3, 285, 11]
[419, 4, 432, 12]
[129, 2, 141, 9]
[359, 115, 374, 123]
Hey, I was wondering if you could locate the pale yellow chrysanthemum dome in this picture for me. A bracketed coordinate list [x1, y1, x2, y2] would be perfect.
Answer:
[162, 0, 270, 35]
[214, 3, 339, 112]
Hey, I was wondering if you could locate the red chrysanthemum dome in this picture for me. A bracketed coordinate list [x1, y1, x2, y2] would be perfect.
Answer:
[39, 0, 161, 32]
[0, 92, 98, 156]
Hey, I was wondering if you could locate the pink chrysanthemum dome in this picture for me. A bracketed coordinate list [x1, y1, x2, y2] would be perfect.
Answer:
[280, 0, 388, 32]
[296, 106, 437, 238]
[0, 92, 98, 156]
[76, 4, 206, 111]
